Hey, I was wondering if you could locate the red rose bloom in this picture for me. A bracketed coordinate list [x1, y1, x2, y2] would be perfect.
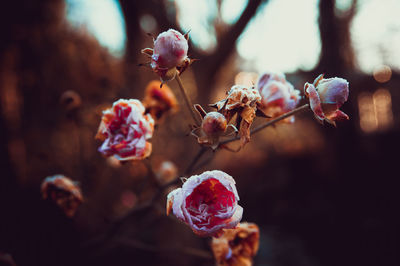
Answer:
[167, 170, 243, 237]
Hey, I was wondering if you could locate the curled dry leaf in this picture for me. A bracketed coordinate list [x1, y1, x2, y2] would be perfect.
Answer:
[41, 175, 83, 217]
[211, 85, 262, 148]
[211, 222, 260, 266]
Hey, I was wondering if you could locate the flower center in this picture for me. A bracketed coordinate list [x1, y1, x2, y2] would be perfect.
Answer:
[185, 178, 235, 228]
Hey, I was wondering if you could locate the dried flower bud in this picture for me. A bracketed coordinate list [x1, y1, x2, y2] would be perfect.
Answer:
[142, 80, 178, 120]
[212, 86, 262, 148]
[166, 170, 243, 237]
[202, 112, 228, 137]
[211, 223, 260, 266]
[41, 175, 83, 217]
[96, 99, 154, 161]
[304, 74, 349, 126]
[256, 72, 300, 123]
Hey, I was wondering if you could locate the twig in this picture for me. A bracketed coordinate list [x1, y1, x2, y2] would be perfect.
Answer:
[220, 104, 310, 145]
[184, 146, 207, 175]
[175, 71, 201, 126]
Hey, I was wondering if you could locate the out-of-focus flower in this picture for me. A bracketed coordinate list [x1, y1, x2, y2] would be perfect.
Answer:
[60, 90, 82, 111]
[0, 252, 16, 266]
[256, 72, 300, 123]
[212, 85, 263, 148]
[155, 160, 178, 184]
[142, 80, 178, 120]
[304, 74, 349, 126]
[141, 29, 193, 83]
[211, 222, 260, 266]
[166, 170, 243, 237]
[41, 175, 83, 217]
[96, 99, 154, 161]
[191, 105, 237, 150]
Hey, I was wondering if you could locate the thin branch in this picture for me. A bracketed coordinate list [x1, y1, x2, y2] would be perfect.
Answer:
[175, 72, 201, 126]
[220, 104, 310, 145]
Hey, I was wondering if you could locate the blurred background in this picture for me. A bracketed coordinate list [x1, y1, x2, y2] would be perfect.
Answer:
[0, 0, 399, 265]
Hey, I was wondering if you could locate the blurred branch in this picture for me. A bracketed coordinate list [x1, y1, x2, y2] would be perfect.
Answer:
[193, 0, 267, 103]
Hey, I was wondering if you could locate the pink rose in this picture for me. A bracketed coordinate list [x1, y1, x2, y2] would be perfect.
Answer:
[151, 29, 188, 74]
[256, 72, 300, 123]
[304, 74, 349, 125]
[167, 170, 243, 237]
[96, 99, 154, 161]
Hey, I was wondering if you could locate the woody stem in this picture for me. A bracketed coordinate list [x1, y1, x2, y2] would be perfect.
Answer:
[175, 71, 201, 126]
[221, 103, 310, 145]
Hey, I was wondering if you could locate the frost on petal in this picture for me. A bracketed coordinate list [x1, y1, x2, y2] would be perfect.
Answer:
[41, 175, 83, 217]
[211, 222, 260, 266]
[96, 99, 154, 161]
[305, 83, 325, 123]
[166, 170, 242, 237]
[304, 75, 350, 125]
[256, 72, 300, 122]
[152, 29, 188, 70]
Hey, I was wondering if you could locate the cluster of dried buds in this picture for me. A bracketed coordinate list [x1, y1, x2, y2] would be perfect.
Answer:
[41, 175, 83, 217]
[141, 29, 194, 84]
[166, 170, 243, 237]
[211, 223, 260, 266]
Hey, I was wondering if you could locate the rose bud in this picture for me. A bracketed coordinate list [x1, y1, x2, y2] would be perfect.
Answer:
[211, 222, 260, 266]
[166, 170, 243, 237]
[152, 29, 188, 70]
[41, 175, 83, 217]
[141, 29, 191, 82]
[96, 99, 154, 161]
[142, 80, 178, 120]
[256, 72, 300, 123]
[304, 74, 349, 126]
[202, 112, 228, 137]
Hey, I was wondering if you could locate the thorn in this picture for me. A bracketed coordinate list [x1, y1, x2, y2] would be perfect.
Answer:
[184, 29, 191, 41]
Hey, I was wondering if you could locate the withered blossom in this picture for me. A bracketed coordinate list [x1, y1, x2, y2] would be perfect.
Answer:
[211, 222, 260, 266]
[142, 80, 178, 120]
[41, 175, 83, 217]
[304, 74, 349, 126]
[166, 170, 243, 237]
[211, 85, 264, 148]
[96, 99, 154, 161]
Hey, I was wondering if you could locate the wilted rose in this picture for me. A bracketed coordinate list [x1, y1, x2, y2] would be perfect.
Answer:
[212, 85, 262, 148]
[41, 175, 83, 217]
[96, 99, 154, 161]
[211, 222, 260, 266]
[256, 72, 300, 123]
[142, 80, 178, 120]
[304, 74, 349, 126]
[166, 170, 243, 237]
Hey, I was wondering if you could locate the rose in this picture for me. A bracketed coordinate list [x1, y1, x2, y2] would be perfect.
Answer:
[151, 29, 188, 70]
[167, 170, 243, 237]
[256, 72, 300, 123]
[304, 74, 349, 125]
[96, 99, 154, 161]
